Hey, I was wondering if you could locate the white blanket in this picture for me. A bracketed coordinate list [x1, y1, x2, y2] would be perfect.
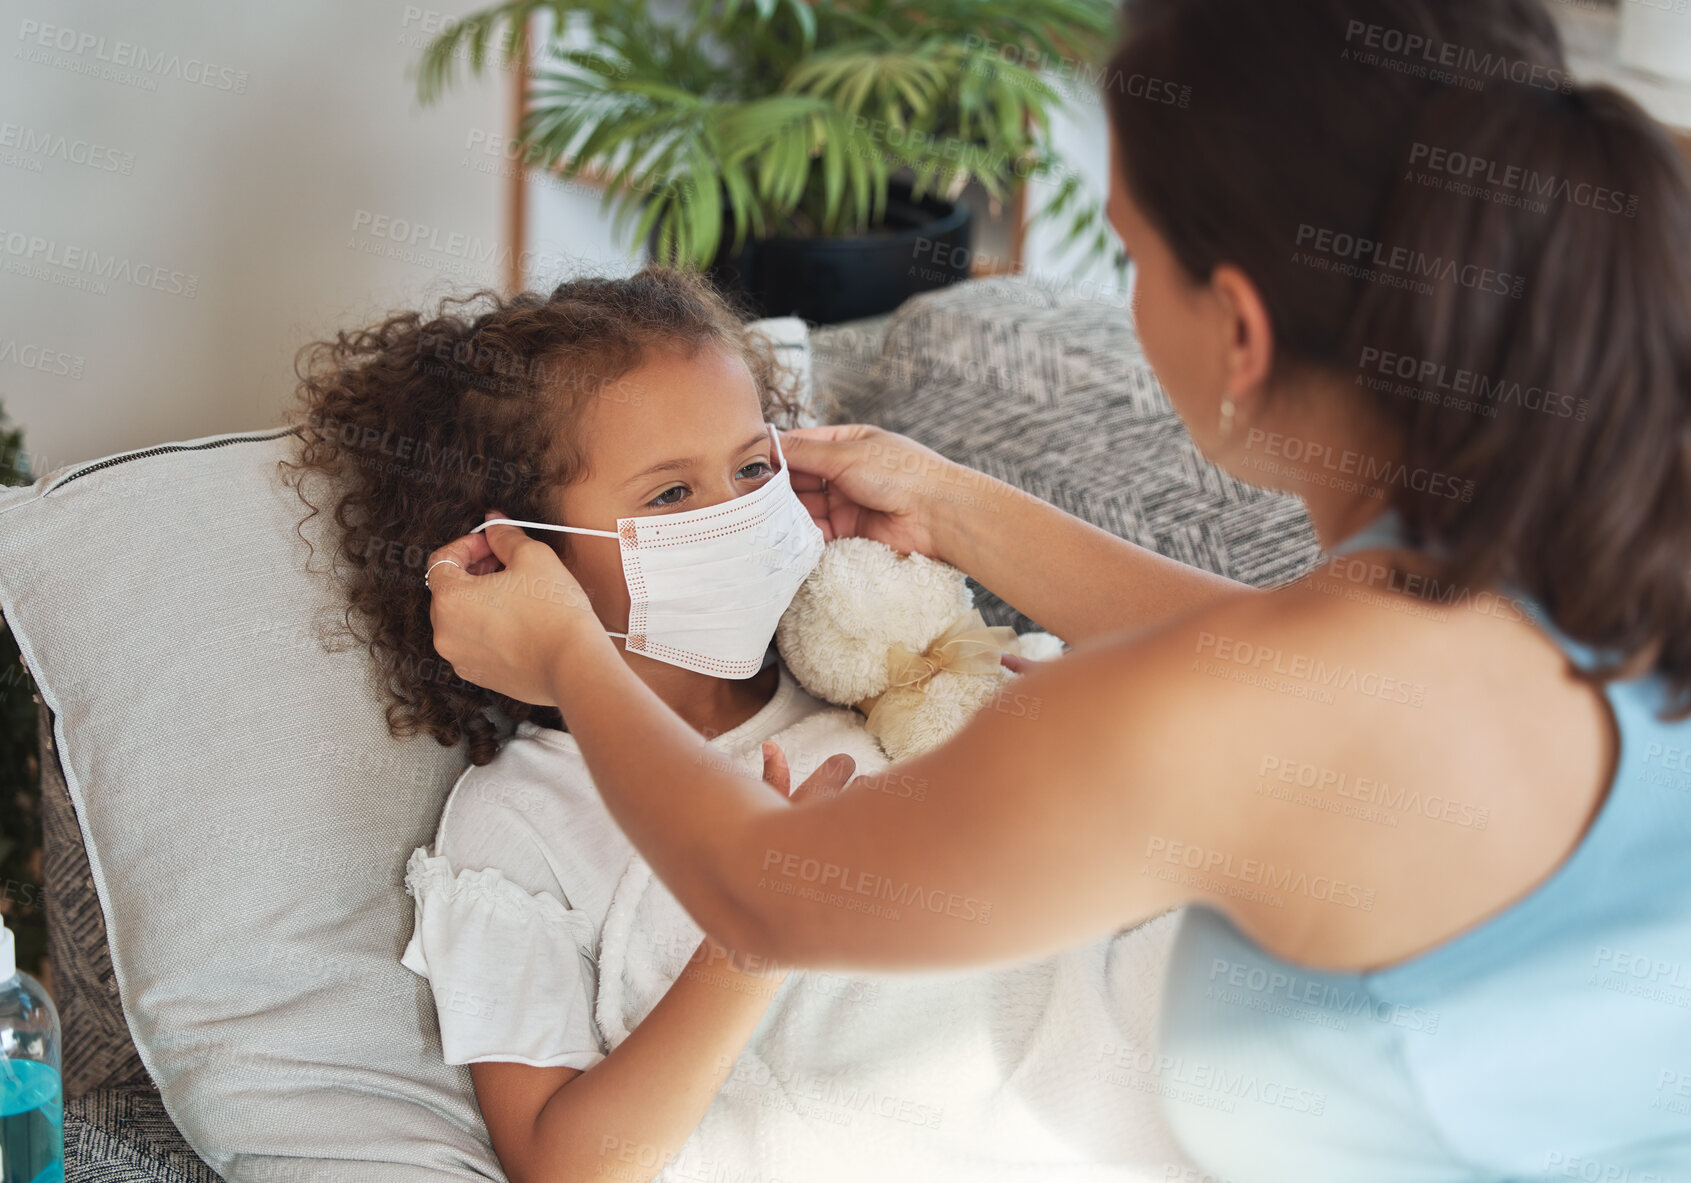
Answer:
[593, 708, 1193, 1182]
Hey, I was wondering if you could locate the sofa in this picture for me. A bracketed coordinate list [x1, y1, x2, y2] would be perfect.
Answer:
[13, 275, 1320, 1180]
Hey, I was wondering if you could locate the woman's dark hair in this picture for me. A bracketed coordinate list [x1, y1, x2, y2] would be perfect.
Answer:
[278, 267, 808, 765]
[1105, 0, 1691, 713]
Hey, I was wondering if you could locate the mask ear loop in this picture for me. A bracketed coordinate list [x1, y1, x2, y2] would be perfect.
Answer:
[472, 517, 619, 538]
[470, 517, 630, 639]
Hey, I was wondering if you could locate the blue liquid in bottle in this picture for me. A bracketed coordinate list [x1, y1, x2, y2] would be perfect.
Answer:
[0, 1058, 62, 1183]
[0, 916, 63, 1183]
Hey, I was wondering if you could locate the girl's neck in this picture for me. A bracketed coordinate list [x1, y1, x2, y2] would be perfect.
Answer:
[626, 655, 780, 739]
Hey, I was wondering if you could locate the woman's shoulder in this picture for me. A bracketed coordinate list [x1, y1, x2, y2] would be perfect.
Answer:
[1111, 551, 1543, 709]
[1072, 558, 1618, 975]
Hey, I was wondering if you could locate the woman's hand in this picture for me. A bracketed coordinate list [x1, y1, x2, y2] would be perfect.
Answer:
[779, 424, 985, 562]
[426, 508, 609, 707]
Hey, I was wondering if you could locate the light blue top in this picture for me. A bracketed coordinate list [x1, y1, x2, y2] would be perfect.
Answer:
[1157, 509, 1691, 1182]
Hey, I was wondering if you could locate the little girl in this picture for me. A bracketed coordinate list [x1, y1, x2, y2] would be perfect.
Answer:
[282, 267, 1188, 1183]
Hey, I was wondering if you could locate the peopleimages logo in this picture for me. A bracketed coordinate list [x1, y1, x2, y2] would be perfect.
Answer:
[1243, 428, 1475, 502]
[1143, 836, 1377, 912]
[1194, 631, 1427, 708]
[1205, 956, 1442, 1033]
[1407, 142, 1639, 219]
[1257, 756, 1490, 830]
[1295, 224, 1525, 298]
[0, 123, 135, 174]
[0, 229, 199, 298]
[0, 339, 84, 378]
[1356, 347, 1590, 421]
[1342, 20, 1574, 94]
[16, 19, 250, 94]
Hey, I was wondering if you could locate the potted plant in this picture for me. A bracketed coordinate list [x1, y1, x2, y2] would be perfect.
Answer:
[417, 0, 1121, 323]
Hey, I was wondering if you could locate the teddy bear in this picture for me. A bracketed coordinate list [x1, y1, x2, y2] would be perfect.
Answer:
[774, 536, 1065, 761]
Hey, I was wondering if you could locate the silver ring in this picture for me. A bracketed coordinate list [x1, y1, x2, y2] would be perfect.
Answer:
[425, 559, 461, 590]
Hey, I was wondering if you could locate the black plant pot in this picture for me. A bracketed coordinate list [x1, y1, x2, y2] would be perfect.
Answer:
[649, 178, 973, 325]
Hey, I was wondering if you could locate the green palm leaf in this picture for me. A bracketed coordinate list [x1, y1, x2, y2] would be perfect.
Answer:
[416, 0, 1120, 271]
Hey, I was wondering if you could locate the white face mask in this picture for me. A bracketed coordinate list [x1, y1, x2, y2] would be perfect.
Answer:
[472, 425, 826, 679]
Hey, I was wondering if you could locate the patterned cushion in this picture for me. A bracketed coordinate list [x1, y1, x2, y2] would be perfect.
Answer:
[65, 1086, 225, 1182]
[813, 277, 1322, 632]
[39, 702, 151, 1100]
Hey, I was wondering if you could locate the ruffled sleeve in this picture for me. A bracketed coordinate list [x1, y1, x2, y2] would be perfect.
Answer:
[401, 846, 606, 1070]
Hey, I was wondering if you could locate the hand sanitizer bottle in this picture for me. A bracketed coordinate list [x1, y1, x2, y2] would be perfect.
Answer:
[0, 916, 62, 1183]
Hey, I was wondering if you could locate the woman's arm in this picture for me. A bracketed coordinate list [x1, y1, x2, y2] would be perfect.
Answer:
[427, 518, 1278, 972]
[430, 520, 1562, 980]
[426, 520, 1422, 975]
[536, 619, 1210, 971]
[780, 425, 1254, 644]
[474, 935, 787, 1183]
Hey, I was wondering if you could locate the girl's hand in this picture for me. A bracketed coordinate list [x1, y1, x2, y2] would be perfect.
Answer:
[426, 508, 606, 707]
[758, 742, 857, 804]
[699, 743, 859, 981]
[779, 424, 975, 561]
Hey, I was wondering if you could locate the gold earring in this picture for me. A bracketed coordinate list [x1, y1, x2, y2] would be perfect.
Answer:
[1218, 395, 1236, 439]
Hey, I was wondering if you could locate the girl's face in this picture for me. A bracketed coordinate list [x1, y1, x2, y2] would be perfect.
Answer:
[544, 342, 776, 638]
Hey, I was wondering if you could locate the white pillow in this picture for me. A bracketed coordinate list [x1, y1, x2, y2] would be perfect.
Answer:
[0, 427, 497, 1179]
[745, 315, 819, 425]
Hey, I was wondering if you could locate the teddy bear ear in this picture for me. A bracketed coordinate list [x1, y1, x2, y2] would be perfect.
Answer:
[1013, 631, 1067, 662]
[775, 537, 973, 707]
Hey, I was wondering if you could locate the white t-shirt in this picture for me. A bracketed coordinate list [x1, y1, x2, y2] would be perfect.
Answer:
[400, 662, 1196, 1180]
[399, 663, 858, 1070]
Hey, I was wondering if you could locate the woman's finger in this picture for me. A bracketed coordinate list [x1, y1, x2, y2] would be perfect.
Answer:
[464, 509, 510, 574]
[477, 512, 533, 567]
[795, 489, 851, 541]
[425, 508, 604, 707]
[1000, 652, 1033, 674]
[778, 430, 866, 484]
[780, 424, 871, 443]
[795, 489, 831, 516]
[425, 530, 493, 581]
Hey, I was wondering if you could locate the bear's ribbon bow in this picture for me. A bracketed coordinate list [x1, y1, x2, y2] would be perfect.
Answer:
[855, 609, 1019, 734]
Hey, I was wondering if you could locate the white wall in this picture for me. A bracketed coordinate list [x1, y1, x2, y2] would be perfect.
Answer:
[0, 0, 514, 475]
[0, 0, 1126, 477]
[1020, 86, 1129, 307]
[520, 159, 640, 289]
[518, 0, 695, 290]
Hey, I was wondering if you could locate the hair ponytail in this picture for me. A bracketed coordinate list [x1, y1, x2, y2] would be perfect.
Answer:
[1344, 78, 1691, 709]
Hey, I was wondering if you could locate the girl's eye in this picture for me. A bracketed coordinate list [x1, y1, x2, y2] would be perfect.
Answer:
[646, 462, 770, 508]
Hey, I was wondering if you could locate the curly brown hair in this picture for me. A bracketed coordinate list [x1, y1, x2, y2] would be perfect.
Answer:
[278, 266, 810, 766]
